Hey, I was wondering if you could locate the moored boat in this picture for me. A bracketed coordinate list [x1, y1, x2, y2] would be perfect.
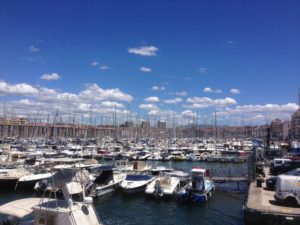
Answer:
[0, 168, 103, 225]
[16, 172, 53, 190]
[119, 174, 154, 194]
[177, 166, 214, 203]
[145, 176, 180, 198]
[87, 165, 126, 197]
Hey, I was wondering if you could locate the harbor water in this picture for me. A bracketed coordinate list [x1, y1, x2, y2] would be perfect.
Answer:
[0, 161, 248, 225]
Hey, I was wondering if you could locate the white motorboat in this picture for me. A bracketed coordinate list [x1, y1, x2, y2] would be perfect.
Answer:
[150, 166, 173, 175]
[165, 170, 189, 183]
[88, 166, 126, 197]
[16, 172, 53, 190]
[0, 167, 30, 188]
[0, 168, 103, 225]
[119, 174, 154, 194]
[145, 176, 180, 198]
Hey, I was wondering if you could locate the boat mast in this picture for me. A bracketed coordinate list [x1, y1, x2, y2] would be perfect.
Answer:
[214, 111, 217, 140]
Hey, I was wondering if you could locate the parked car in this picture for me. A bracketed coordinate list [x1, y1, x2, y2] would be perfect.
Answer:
[270, 161, 300, 175]
[270, 158, 291, 167]
[266, 168, 300, 190]
[274, 175, 300, 206]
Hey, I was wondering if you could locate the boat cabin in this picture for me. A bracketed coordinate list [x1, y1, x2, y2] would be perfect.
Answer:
[191, 167, 211, 192]
[191, 167, 210, 178]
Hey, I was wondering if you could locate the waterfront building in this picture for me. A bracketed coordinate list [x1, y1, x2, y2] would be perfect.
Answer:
[282, 120, 291, 140]
[157, 121, 166, 130]
[270, 118, 283, 140]
[291, 109, 300, 140]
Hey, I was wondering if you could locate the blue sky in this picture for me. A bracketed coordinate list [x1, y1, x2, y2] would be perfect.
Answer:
[0, 0, 299, 125]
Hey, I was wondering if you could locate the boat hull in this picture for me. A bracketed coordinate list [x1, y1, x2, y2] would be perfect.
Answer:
[177, 190, 212, 203]
[95, 183, 118, 197]
[0, 178, 18, 189]
[121, 183, 148, 194]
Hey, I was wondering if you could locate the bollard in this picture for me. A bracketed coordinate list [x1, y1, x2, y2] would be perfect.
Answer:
[256, 178, 265, 187]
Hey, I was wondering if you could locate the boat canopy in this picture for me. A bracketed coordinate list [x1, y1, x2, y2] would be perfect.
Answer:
[47, 168, 90, 188]
[191, 167, 210, 177]
[0, 198, 50, 218]
[125, 174, 152, 181]
[94, 170, 113, 184]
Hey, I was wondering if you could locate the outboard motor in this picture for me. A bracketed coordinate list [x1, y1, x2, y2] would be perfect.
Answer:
[34, 179, 48, 192]
[154, 181, 162, 198]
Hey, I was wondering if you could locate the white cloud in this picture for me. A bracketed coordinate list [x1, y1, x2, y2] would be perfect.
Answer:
[29, 45, 39, 53]
[128, 46, 159, 56]
[79, 83, 133, 102]
[148, 110, 160, 115]
[186, 97, 237, 108]
[139, 104, 158, 110]
[187, 97, 212, 104]
[184, 103, 211, 109]
[19, 99, 34, 105]
[214, 97, 237, 107]
[38, 87, 78, 104]
[230, 88, 240, 94]
[181, 110, 197, 118]
[164, 98, 182, 104]
[140, 66, 152, 73]
[203, 87, 212, 93]
[203, 87, 222, 94]
[151, 86, 165, 91]
[100, 101, 124, 108]
[176, 91, 188, 96]
[40, 73, 61, 81]
[144, 96, 160, 102]
[199, 67, 208, 74]
[228, 103, 298, 115]
[216, 103, 298, 124]
[91, 61, 99, 66]
[99, 65, 110, 70]
[0, 80, 136, 124]
[0, 81, 39, 96]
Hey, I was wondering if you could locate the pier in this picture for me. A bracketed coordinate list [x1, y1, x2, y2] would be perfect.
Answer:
[245, 173, 300, 225]
[211, 176, 248, 182]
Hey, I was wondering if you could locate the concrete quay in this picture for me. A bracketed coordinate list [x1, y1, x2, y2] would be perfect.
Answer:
[245, 177, 300, 225]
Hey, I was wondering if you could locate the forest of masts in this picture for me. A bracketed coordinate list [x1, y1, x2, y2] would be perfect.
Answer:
[0, 107, 276, 141]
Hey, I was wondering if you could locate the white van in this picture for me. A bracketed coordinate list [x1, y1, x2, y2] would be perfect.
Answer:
[273, 158, 291, 167]
[274, 175, 300, 206]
